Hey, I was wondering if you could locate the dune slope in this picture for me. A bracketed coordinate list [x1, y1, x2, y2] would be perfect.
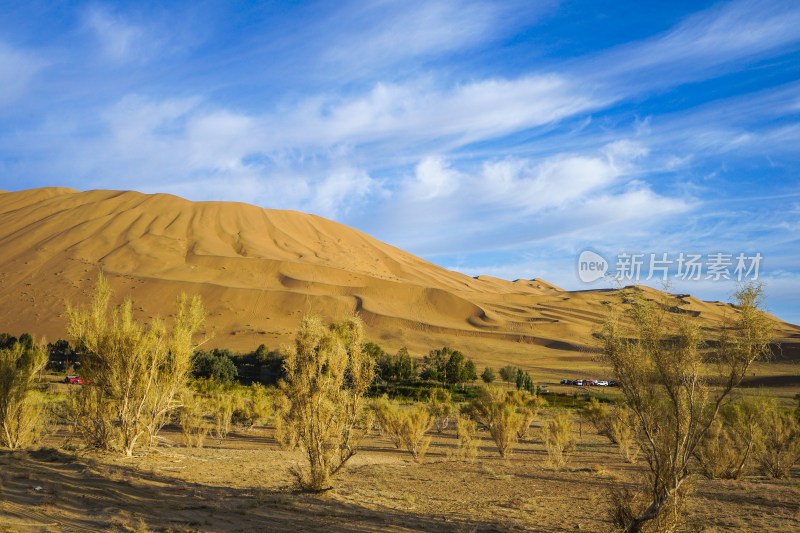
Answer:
[1, 187, 797, 369]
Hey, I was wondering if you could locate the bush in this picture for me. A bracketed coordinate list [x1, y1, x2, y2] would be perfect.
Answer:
[481, 366, 495, 384]
[756, 400, 800, 479]
[542, 411, 577, 469]
[464, 386, 524, 457]
[510, 391, 545, 439]
[178, 392, 210, 448]
[66, 274, 205, 456]
[231, 383, 273, 430]
[695, 397, 763, 479]
[279, 315, 374, 491]
[370, 396, 433, 463]
[0, 341, 48, 448]
[427, 389, 453, 433]
[456, 416, 479, 461]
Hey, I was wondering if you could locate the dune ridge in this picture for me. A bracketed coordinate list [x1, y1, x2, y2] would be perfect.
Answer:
[1, 187, 797, 368]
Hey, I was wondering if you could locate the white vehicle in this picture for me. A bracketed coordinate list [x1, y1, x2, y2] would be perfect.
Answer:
[595, 380, 609, 386]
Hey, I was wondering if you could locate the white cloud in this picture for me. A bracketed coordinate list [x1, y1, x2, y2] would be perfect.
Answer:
[323, 1, 496, 71]
[595, 0, 800, 87]
[83, 6, 171, 64]
[412, 157, 461, 200]
[0, 42, 45, 106]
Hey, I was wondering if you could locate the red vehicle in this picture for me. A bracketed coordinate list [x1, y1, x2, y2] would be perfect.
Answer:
[64, 375, 83, 384]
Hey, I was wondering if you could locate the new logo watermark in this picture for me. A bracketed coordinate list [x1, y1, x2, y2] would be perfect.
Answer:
[577, 250, 762, 283]
[577, 250, 608, 283]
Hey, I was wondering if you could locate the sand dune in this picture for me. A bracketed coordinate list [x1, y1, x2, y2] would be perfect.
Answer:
[1, 187, 797, 368]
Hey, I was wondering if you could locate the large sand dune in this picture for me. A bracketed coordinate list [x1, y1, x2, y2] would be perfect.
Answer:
[1, 187, 797, 370]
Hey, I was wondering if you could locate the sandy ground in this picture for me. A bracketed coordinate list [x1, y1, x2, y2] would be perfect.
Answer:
[1, 422, 798, 533]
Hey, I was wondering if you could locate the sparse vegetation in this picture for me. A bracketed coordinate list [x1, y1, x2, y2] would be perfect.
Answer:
[602, 284, 773, 533]
[542, 411, 577, 469]
[279, 315, 374, 491]
[756, 399, 800, 479]
[464, 386, 524, 457]
[0, 341, 48, 448]
[66, 274, 205, 456]
[427, 388, 453, 433]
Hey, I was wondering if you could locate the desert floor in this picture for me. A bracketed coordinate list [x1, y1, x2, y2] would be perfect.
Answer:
[1, 419, 799, 533]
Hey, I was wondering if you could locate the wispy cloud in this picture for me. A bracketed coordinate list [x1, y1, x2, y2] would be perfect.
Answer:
[587, 0, 800, 92]
[0, 42, 45, 107]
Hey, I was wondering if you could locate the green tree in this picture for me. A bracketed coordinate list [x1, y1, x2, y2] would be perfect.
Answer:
[421, 347, 449, 382]
[462, 360, 477, 383]
[193, 349, 238, 383]
[481, 366, 496, 384]
[395, 347, 417, 381]
[444, 348, 466, 385]
[499, 365, 516, 384]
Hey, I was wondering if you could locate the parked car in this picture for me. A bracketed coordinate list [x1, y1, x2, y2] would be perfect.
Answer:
[560, 379, 574, 385]
[574, 379, 584, 386]
[64, 375, 82, 384]
[586, 380, 597, 386]
[596, 380, 609, 387]
[608, 380, 619, 387]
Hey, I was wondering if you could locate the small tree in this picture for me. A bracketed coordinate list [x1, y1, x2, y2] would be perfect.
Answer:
[456, 415, 479, 461]
[428, 389, 453, 433]
[0, 341, 47, 448]
[499, 365, 516, 384]
[279, 315, 374, 491]
[481, 366, 496, 384]
[192, 349, 238, 383]
[67, 274, 205, 456]
[542, 411, 577, 469]
[603, 284, 772, 533]
[465, 386, 524, 457]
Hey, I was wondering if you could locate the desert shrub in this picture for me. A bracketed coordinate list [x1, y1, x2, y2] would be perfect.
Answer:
[456, 416, 479, 461]
[510, 391, 546, 439]
[756, 400, 800, 479]
[602, 284, 772, 532]
[582, 397, 615, 442]
[611, 406, 640, 463]
[231, 383, 273, 430]
[427, 389, 453, 433]
[464, 386, 524, 457]
[279, 315, 374, 491]
[694, 397, 763, 479]
[211, 393, 235, 442]
[542, 411, 577, 469]
[179, 392, 210, 448]
[370, 395, 404, 448]
[370, 395, 432, 461]
[401, 404, 433, 463]
[0, 341, 48, 448]
[67, 274, 205, 456]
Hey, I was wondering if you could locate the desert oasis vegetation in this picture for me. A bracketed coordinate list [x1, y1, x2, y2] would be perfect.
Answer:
[2, 2, 800, 532]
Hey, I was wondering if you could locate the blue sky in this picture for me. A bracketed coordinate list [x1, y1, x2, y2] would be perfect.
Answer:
[1, 1, 799, 324]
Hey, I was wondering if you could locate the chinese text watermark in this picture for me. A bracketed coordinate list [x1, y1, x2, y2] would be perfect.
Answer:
[577, 250, 762, 284]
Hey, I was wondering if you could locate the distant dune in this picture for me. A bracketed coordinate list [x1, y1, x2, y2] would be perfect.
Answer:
[1, 187, 797, 371]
